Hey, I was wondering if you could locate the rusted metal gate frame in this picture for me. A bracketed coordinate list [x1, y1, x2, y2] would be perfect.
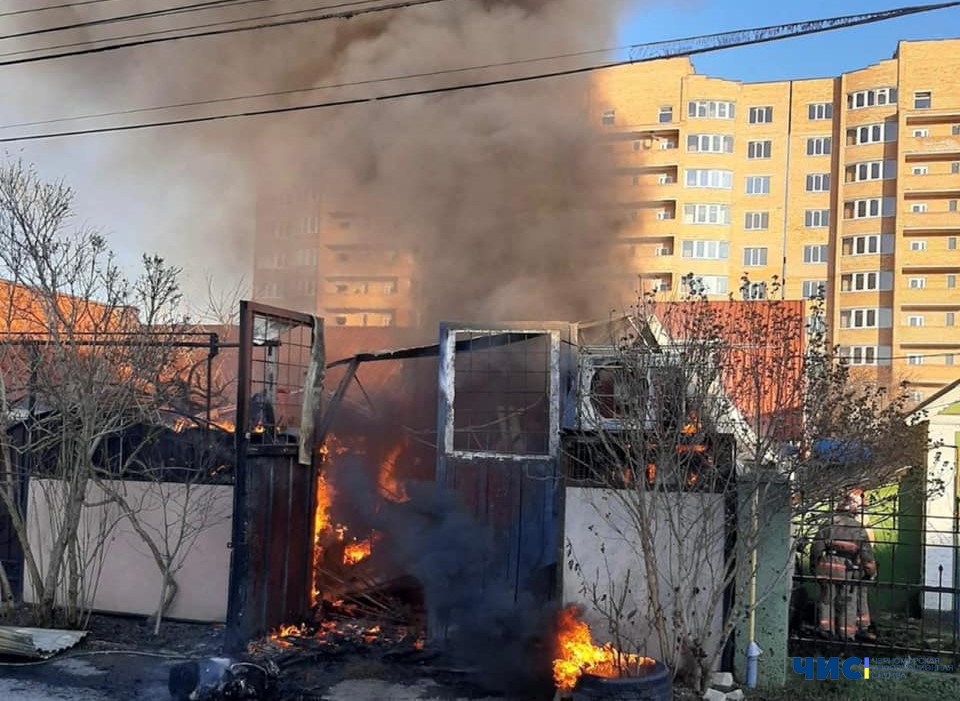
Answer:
[225, 301, 324, 653]
[432, 322, 575, 642]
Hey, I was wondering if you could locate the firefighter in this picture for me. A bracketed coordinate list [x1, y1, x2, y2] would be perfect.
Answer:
[809, 490, 877, 641]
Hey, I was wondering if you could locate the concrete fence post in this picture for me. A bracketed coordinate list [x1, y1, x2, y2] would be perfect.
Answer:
[734, 472, 792, 688]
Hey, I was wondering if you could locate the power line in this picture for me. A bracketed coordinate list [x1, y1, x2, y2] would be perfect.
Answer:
[0, 0, 456, 64]
[0, 45, 619, 131]
[1, 2, 958, 143]
[0, 0, 124, 20]
[0, 0, 265, 43]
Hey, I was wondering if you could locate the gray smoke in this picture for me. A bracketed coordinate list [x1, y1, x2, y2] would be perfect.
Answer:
[329, 453, 557, 693]
[2, 0, 629, 323]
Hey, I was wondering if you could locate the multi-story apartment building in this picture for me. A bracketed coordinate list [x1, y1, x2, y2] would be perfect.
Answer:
[253, 38, 960, 401]
[587, 39, 960, 401]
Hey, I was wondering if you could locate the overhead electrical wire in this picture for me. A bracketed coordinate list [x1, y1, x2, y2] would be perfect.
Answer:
[0, 0, 268, 43]
[0, 0, 460, 64]
[1, 2, 959, 143]
[0, 0, 125, 20]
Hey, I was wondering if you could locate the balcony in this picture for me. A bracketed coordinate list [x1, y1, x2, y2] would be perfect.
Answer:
[903, 174, 960, 197]
[904, 108, 960, 125]
[903, 136, 960, 158]
[900, 211, 960, 231]
[608, 146, 681, 169]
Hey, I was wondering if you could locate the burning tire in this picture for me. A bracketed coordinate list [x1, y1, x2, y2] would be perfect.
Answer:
[571, 661, 672, 701]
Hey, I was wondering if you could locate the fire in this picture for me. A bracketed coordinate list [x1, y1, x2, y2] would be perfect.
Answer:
[343, 538, 372, 566]
[552, 605, 655, 693]
[267, 623, 307, 648]
[379, 440, 409, 503]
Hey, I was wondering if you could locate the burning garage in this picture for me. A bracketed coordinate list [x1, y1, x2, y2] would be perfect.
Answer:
[223, 299, 797, 700]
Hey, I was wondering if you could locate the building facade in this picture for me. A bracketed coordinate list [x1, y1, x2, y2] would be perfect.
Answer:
[252, 39, 960, 400]
[588, 39, 960, 401]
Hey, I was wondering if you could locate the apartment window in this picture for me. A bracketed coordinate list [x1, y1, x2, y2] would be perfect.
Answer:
[912, 166, 928, 175]
[601, 110, 615, 126]
[842, 234, 894, 256]
[808, 103, 833, 120]
[803, 244, 829, 264]
[846, 87, 897, 109]
[844, 197, 895, 219]
[907, 355, 924, 366]
[910, 240, 927, 251]
[953, 162, 960, 174]
[744, 211, 770, 230]
[805, 174, 831, 192]
[946, 355, 955, 367]
[846, 160, 897, 182]
[840, 308, 891, 329]
[909, 277, 927, 289]
[802, 280, 826, 299]
[685, 169, 733, 189]
[948, 275, 957, 289]
[747, 140, 772, 159]
[954, 126, 960, 136]
[743, 282, 768, 300]
[257, 283, 280, 299]
[949, 237, 958, 251]
[907, 315, 926, 327]
[691, 275, 729, 295]
[687, 134, 735, 153]
[910, 203, 928, 213]
[914, 91, 932, 109]
[847, 122, 898, 145]
[950, 200, 958, 212]
[658, 105, 673, 123]
[806, 137, 832, 156]
[804, 209, 831, 228]
[743, 247, 768, 267]
[748, 106, 773, 124]
[681, 240, 730, 260]
[947, 312, 956, 327]
[687, 100, 736, 119]
[683, 204, 731, 225]
[912, 128, 929, 138]
[841, 271, 893, 292]
[844, 347, 877, 366]
[745, 176, 771, 195]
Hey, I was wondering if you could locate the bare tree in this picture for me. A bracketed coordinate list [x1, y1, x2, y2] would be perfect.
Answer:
[562, 275, 926, 692]
[92, 426, 233, 634]
[0, 158, 189, 626]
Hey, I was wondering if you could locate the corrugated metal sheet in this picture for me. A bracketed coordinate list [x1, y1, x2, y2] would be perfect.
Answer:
[0, 626, 87, 659]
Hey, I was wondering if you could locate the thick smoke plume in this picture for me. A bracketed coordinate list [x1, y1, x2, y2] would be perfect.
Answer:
[3, 0, 629, 324]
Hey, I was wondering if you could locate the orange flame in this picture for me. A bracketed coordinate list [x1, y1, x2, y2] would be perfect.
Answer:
[552, 605, 655, 693]
[379, 441, 409, 503]
[343, 538, 373, 566]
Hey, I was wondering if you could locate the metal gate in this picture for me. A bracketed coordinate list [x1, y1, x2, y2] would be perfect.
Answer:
[431, 322, 575, 643]
[225, 302, 324, 652]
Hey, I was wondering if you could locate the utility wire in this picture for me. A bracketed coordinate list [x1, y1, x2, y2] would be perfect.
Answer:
[2, 2, 959, 143]
[0, 0, 457, 64]
[0, 44, 619, 131]
[0, 0, 266, 43]
[0, 0, 124, 20]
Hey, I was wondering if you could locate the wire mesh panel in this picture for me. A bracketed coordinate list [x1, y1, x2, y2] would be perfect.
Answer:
[441, 329, 561, 460]
[243, 311, 316, 448]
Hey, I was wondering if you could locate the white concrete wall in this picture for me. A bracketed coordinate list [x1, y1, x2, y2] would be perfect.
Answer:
[562, 486, 725, 665]
[923, 415, 958, 613]
[24, 478, 233, 622]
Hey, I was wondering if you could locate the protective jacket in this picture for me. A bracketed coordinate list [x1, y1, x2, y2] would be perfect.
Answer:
[810, 511, 877, 582]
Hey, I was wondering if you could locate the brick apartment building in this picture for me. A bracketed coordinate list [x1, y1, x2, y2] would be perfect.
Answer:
[253, 38, 960, 402]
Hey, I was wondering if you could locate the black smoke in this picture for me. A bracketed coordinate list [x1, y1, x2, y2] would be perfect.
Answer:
[329, 454, 558, 694]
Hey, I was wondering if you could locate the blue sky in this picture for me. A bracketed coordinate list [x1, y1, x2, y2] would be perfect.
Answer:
[618, 0, 960, 82]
